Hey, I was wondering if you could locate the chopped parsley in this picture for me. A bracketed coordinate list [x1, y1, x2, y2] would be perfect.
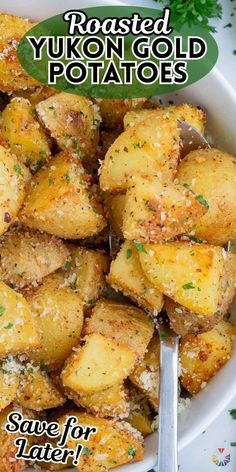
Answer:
[196, 194, 209, 209]
[40, 363, 50, 372]
[128, 447, 136, 457]
[133, 241, 147, 253]
[14, 164, 23, 176]
[183, 282, 195, 289]
[190, 250, 195, 256]
[189, 235, 203, 243]
[83, 447, 92, 455]
[126, 249, 133, 259]
[231, 442, 236, 447]
[63, 261, 71, 270]
[229, 409, 236, 419]
[0, 306, 6, 316]
[62, 172, 71, 183]
[160, 331, 168, 340]
[4, 322, 13, 329]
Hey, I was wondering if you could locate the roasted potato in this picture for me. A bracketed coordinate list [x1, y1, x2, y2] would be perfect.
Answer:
[124, 103, 206, 135]
[0, 368, 19, 412]
[36, 93, 101, 161]
[0, 226, 69, 288]
[180, 320, 235, 394]
[67, 383, 129, 418]
[61, 333, 137, 394]
[85, 299, 154, 358]
[127, 386, 154, 436]
[0, 282, 39, 357]
[0, 405, 27, 472]
[56, 410, 143, 471]
[11, 86, 57, 106]
[177, 148, 236, 245]
[95, 98, 147, 129]
[25, 274, 84, 369]
[19, 150, 106, 239]
[0, 145, 31, 236]
[123, 177, 207, 243]
[129, 333, 160, 410]
[0, 98, 51, 172]
[104, 193, 126, 239]
[16, 369, 65, 411]
[139, 241, 224, 316]
[99, 112, 180, 192]
[0, 14, 38, 92]
[107, 241, 164, 315]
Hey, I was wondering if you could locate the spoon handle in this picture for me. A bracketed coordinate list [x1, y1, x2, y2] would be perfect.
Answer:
[157, 333, 179, 472]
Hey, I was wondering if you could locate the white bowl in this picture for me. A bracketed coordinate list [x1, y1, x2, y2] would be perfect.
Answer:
[2, 1, 236, 471]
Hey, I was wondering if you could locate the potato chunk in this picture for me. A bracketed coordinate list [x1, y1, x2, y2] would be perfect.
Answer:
[105, 193, 126, 239]
[0, 227, 69, 288]
[0, 14, 38, 92]
[57, 411, 143, 471]
[177, 148, 236, 245]
[0, 145, 31, 236]
[11, 86, 57, 106]
[180, 321, 234, 394]
[129, 334, 160, 410]
[0, 406, 29, 472]
[107, 242, 163, 315]
[95, 98, 147, 129]
[0, 282, 39, 357]
[16, 369, 65, 411]
[123, 177, 207, 243]
[100, 112, 180, 192]
[85, 299, 154, 358]
[61, 333, 137, 394]
[127, 387, 154, 436]
[36, 93, 101, 161]
[68, 383, 129, 418]
[139, 242, 224, 316]
[0, 98, 51, 172]
[0, 369, 19, 412]
[25, 275, 84, 369]
[124, 103, 206, 135]
[19, 151, 106, 238]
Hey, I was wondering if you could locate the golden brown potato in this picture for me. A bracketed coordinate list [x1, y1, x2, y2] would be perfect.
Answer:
[0, 98, 51, 172]
[67, 383, 129, 418]
[123, 177, 207, 243]
[85, 299, 154, 358]
[127, 386, 154, 436]
[0, 145, 31, 236]
[19, 150, 106, 239]
[66, 245, 109, 305]
[124, 103, 206, 135]
[104, 193, 126, 239]
[36, 93, 101, 161]
[139, 241, 224, 316]
[11, 86, 57, 106]
[107, 241, 164, 315]
[0, 406, 27, 472]
[99, 112, 180, 192]
[0, 282, 39, 357]
[57, 410, 143, 471]
[16, 369, 65, 411]
[180, 320, 235, 394]
[0, 14, 38, 92]
[61, 333, 137, 394]
[129, 334, 160, 410]
[0, 368, 19, 412]
[95, 98, 147, 129]
[0, 226, 69, 288]
[25, 274, 84, 369]
[177, 148, 236, 245]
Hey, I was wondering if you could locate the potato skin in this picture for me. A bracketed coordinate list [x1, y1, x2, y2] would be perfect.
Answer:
[180, 321, 235, 394]
[177, 148, 236, 245]
[19, 150, 106, 239]
[0, 226, 69, 288]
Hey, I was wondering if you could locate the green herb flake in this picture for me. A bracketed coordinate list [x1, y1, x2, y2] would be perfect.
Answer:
[128, 447, 136, 457]
[231, 442, 236, 447]
[160, 331, 168, 340]
[189, 235, 203, 243]
[4, 322, 13, 329]
[229, 409, 236, 419]
[40, 363, 50, 372]
[126, 249, 133, 259]
[190, 250, 195, 256]
[133, 241, 147, 253]
[0, 306, 6, 316]
[63, 261, 71, 270]
[196, 194, 209, 209]
[14, 164, 23, 176]
[83, 448, 92, 455]
[62, 172, 71, 183]
[183, 282, 195, 290]
[233, 50, 236, 56]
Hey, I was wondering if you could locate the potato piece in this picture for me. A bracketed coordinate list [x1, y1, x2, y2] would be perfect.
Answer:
[105, 193, 126, 239]
[0, 145, 31, 236]
[67, 246, 109, 305]
[57, 411, 143, 471]
[0, 369, 19, 412]
[11, 86, 57, 106]
[0, 282, 39, 357]
[127, 387, 154, 436]
[25, 275, 84, 369]
[180, 320, 235, 394]
[0, 406, 27, 472]
[85, 299, 154, 358]
[0, 14, 38, 92]
[95, 98, 147, 129]
[19, 150, 106, 238]
[16, 369, 65, 411]
[107, 242, 163, 315]
[123, 177, 207, 243]
[0, 227, 69, 288]
[124, 103, 206, 135]
[129, 334, 160, 409]
[139, 241, 224, 316]
[177, 148, 236, 245]
[166, 251, 236, 335]
[67, 383, 129, 418]
[0, 98, 51, 172]
[100, 112, 180, 192]
[36, 93, 101, 160]
[61, 333, 137, 394]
